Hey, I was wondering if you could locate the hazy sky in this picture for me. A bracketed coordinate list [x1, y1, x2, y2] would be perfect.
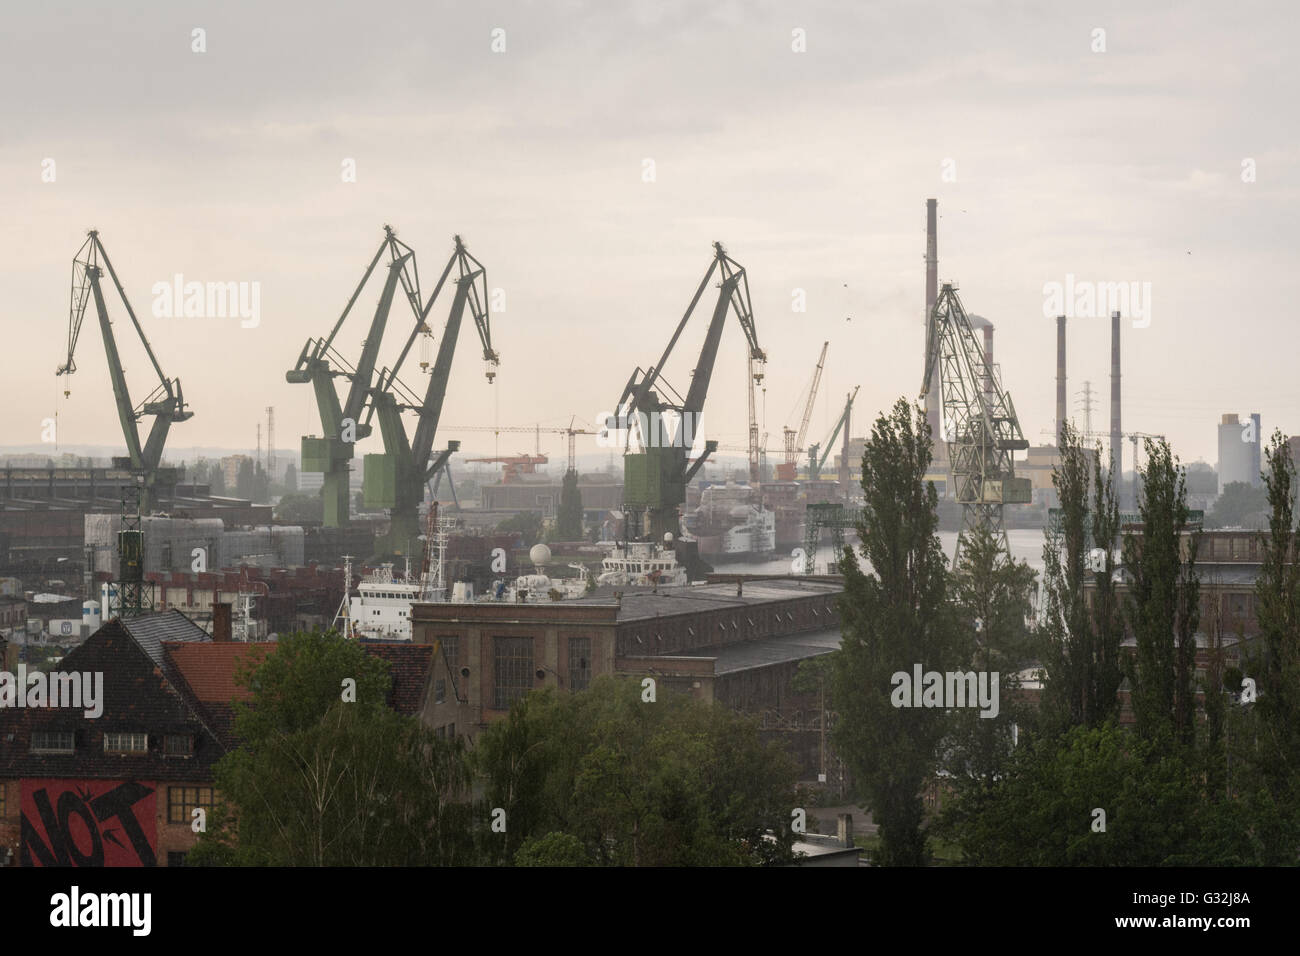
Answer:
[3, 0, 1297, 472]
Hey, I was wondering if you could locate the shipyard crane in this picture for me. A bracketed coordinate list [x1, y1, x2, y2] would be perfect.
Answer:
[287, 225, 424, 528]
[57, 231, 193, 513]
[362, 235, 498, 557]
[779, 341, 828, 480]
[610, 242, 765, 544]
[921, 282, 1031, 561]
[807, 386, 859, 481]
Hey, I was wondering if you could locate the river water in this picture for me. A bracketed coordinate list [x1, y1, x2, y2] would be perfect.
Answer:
[711, 528, 1049, 578]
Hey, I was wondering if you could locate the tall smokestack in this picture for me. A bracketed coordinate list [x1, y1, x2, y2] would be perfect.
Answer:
[1111, 310, 1122, 501]
[1056, 315, 1067, 447]
[925, 199, 943, 466]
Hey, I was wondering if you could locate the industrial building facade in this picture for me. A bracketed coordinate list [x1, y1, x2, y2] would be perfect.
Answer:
[409, 576, 844, 773]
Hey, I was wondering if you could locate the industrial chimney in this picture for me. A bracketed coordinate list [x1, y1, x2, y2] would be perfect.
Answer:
[1111, 310, 1122, 502]
[983, 324, 994, 397]
[1056, 315, 1067, 447]
[925, 199, 943, 469]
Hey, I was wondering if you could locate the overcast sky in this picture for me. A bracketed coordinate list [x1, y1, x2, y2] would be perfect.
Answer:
[2, 0, 1296, 471]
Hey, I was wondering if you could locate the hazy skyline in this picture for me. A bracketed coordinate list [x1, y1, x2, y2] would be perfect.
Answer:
[3, 0, 1297, 472]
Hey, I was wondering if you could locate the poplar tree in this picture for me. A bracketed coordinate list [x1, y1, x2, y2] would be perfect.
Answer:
[1249, 430, 1300, 811]
[833, 398, 957, 865]
[1038, 423, 1122, 732]
[1123, 439, 1200, 746]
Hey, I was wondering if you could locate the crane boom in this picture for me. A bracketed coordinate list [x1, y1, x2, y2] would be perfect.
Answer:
[785, 341, 828, 464]
[56, 231, 192, 511]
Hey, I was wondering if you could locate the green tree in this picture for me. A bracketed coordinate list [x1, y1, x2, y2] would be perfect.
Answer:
[1242, 430, 1300, 858]
[556, 470, 584, 540]
[189, 630, 477, 866]
[209, 464, 227, 495]
[236, 457, 254, 499]
[833, 398, 958, 865]
[1123, 439, 1200, 747]
[1038, 424, 1122, 733]
[1205, 481, 1268, 529]
[946, 522, 1037, 787]
[283, 462, 298, 494]
[475, 678, 800, 866]
[274, 491, 324, 523]
[496, 511, 544, 548]
[949, 722, 1238, 865]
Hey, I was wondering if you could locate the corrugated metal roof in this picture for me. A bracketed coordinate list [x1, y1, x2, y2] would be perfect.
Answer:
[680, 627, 842, 675]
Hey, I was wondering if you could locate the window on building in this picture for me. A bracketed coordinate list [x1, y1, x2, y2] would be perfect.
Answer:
[104, 732, 149, 754]
[435, 679, 446, 705]
[167, 851, 188, 867]
[0, 783, 6, 817]
[493, 636, 534, 710]
[31, 731, 75, 753]
[437, 636, 460, 669]
[165, 734, 194, 757]
[168, 786, 215, 824]
[569, 637, 592, 692]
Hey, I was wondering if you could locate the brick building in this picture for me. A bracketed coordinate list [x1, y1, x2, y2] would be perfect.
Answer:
[0, 610, 219, 867]
[409, 576, 844, 772]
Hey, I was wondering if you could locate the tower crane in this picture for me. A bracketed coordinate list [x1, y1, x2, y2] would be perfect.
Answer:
[779, 341, 828, 480]
[610, 242, 765, 547]
[363, 235, 498, 557]
[807, 386, 859, 481]
[441, 421, 596, 474]
[57, 231, 193, 513]
[287, 225, 424, 529]
[921, 282, 1031, 561]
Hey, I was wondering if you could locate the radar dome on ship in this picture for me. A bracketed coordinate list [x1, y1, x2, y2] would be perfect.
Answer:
[529, 543, 552, 565]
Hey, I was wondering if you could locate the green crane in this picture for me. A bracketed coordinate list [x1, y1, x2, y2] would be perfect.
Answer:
[613, 242, 765, 544]
[57, 231, 193, 513]
[286, 226, 424, 528]
[807, 386, 859, 481]
[362, 235, 497, 558]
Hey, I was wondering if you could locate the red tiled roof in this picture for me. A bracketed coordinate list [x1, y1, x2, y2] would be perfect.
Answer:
[164, 642, 276, 703]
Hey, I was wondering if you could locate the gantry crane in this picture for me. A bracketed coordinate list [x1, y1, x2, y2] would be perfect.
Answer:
[57, 231, 193, 514]
[921, 282, 1031, 561]
[464, 454, 548, 483]
[611, 242, 765, 544]
[779, 341, 828, 480]
[807, 386, 859, 482]
[287, 225, 423, 528]
[363, 235, 498, 556]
